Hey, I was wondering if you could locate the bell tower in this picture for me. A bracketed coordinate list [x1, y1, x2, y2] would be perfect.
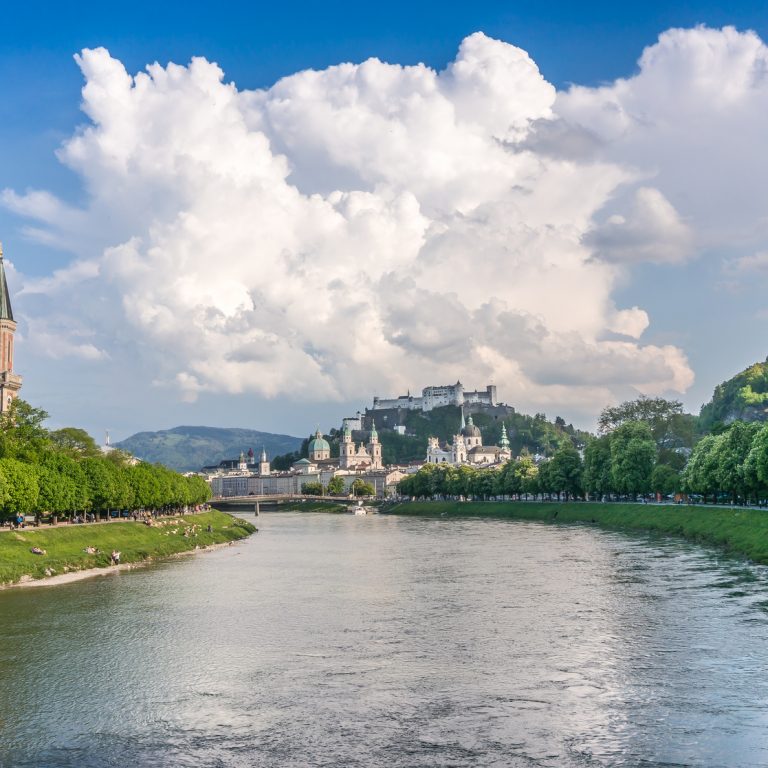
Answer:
[0, 243, 21, 413]
[367, 420, 382, 469]
[340, 422, 356, 469]
[259, 447, 271, 476]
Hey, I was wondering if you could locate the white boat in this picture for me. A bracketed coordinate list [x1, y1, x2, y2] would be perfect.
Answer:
[351, 500, 375, 515]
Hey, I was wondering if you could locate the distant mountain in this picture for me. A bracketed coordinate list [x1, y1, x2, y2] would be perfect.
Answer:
[699, 358, 768, 430]
[115, 426, 303, 472]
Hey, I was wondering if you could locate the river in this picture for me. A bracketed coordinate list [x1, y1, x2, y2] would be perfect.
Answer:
[1, 511, 768, 767]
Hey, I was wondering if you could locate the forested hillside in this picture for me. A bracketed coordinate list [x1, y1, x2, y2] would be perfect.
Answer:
[273, 404, 592, 467]
[699, 358, 768, 430]
[116, 426, 302, 471]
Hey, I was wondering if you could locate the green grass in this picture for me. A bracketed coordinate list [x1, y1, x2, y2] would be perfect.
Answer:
[0, 509, 256, 586]
[387, 501, 768, 564]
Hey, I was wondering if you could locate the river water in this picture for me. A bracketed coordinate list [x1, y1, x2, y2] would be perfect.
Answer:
[2, 512, 768, 767]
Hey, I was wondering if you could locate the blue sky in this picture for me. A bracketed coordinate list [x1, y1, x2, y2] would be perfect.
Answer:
[1, 1, 767, 440]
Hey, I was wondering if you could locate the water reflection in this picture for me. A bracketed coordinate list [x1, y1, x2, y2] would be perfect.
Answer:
[1, 513, 768, 767]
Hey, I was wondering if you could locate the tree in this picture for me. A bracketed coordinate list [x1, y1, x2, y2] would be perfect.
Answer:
[0, 458, 39, 516]
[712, 421, 761, 503]
[537, 459, 555, 499]
[0, 400, 50, 462]
[514, 456, 539, 498]
[598, 396, 696, 460]
[41, 452, 90, 513]
[351, 479, 375, 497]
[549, 444, 583, 500]
[683, 433, 723, 502]
[301, 481, 324, 496]
[650, 464, 680, 497]
[49, 427, 101, 458]
[36, 465, 78, 515]
[583, 436, 612, 498]
[327, 476, 345, 495]
[745, 424, 768, 502]
[610, 421, 656, 498]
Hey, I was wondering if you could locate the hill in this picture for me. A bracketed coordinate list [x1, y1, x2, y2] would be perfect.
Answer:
[115, 426, 303, 471]
[699, 358, 768, 430]
[294, 404, 592, 466]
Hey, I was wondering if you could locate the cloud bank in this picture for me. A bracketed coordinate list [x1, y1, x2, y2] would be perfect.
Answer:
[11, 26, 766, 419]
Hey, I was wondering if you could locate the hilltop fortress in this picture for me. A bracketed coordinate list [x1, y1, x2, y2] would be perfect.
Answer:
[372, 381, 497, 412]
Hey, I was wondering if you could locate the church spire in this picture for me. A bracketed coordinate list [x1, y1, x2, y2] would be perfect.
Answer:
[0, 243, 14, 321]
[500, 423, 510, 450]
[0, 241, 21, 413]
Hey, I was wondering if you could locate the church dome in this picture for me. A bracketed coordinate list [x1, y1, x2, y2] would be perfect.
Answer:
[308, 430, 330, 454]
[461, 415, 481, 438]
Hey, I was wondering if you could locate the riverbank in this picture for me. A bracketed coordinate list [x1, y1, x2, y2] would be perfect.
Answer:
[386, 501, 768, 565]
[0, 509, 256, 587]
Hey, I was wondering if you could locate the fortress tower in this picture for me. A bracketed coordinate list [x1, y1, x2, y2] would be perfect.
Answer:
[0, 244, 22, 413]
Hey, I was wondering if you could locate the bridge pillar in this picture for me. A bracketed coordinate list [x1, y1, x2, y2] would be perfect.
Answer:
[254, 501, 260, 516]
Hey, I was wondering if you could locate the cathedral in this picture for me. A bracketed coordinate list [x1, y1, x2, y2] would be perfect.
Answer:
[308, 423, 383, 470]
[425, 411, 511, 466]
[0, 243, 22, 412]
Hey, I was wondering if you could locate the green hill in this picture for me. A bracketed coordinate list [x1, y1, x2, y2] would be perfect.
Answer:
[699, 358, 768, 430]
[115, 426, 302, 471]
[311, 405, 591, 466]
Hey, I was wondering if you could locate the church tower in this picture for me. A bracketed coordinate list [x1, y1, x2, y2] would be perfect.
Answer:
[259, 448, 271, 476]
[367, 420, 382, 469]
[340, 422, 356, 469]
[0, 243, 22, 413]
[499, 423, 512, 462]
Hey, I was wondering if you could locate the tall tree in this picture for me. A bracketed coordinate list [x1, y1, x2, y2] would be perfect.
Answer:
[549, 444, 583, 500]
[610, 421, 656, 498]
[583, 436, 612, 498]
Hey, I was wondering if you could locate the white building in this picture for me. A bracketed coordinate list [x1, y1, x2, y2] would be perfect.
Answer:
[425, 412, 512, 467]
[208, 430, 392, 498]
[372, 381, 497, 412]
[339, 421, 383, 470]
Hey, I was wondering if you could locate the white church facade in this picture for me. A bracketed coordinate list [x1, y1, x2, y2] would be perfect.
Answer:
[426, 412, 512, 467]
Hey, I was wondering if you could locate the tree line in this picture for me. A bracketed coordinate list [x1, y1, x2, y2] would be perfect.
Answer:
[398, 396, 768, 504]
[301, 477, 376, 497]
[0, 400, 211, 519]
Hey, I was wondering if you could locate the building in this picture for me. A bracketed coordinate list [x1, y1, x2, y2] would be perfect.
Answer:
[207, 423, 391, 498]
[425, 412, 512, 467]
[341, 412, 363, 432]
[0, 243, 22, 412]
[372, 381, 497, 412]
[308, 430, 331, 461]
[339, 421, 383, 470]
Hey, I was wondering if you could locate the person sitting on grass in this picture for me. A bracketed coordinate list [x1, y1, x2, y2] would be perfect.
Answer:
[84, 546, 99, 554]
[30, 546, 46, 555]
[110, 550, 121, 565]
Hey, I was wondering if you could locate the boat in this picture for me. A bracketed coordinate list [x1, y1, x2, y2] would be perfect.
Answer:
[351, 500, 375, 515]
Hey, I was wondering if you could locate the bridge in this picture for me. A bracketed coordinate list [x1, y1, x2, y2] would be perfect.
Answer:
[212, 494, 350, 514]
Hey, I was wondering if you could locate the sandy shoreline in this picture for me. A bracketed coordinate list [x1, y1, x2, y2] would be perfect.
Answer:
[1, 540, 243, 590]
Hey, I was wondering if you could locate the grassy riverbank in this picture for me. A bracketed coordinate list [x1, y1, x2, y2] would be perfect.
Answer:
[387, 501, 768, 564]
[0, 509, 256, 586]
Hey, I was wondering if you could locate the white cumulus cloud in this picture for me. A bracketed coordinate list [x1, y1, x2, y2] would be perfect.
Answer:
[5, 31, 717, 422]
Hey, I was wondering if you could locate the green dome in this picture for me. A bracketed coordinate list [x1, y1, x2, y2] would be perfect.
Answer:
[309, 430, 330, 454]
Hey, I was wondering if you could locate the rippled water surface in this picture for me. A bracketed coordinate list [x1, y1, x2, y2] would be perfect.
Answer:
[2, 512, 768, 767]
